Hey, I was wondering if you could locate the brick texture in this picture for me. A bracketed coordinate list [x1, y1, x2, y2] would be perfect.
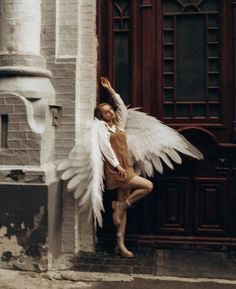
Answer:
[0, 94, 41, 166]
[0, 0, 41, 54]
[40, 0, 97, 253]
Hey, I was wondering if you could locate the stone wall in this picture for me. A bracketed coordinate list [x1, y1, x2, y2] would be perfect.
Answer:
[0, 0, 98, 270]
[0, 93, 41, 166]
[0, 0, 59, 271]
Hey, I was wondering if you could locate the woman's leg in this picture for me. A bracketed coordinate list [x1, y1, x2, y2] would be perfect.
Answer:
[112, 177, 153, 256]
[113, 176, 153, 225]
[115, 189, 134, 257]
[116, 189, 130, 232]
[120, 175, 153, 205]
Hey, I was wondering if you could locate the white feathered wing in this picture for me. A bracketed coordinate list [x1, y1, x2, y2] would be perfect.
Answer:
[57, 119, 106, 228]
[57, 108, 203, 228]
[126, 109, 203, 177]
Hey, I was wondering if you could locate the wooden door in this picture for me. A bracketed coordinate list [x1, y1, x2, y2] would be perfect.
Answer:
[97, 0, 236, 249]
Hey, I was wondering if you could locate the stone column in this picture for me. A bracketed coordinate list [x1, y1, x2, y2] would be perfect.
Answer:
[0, 0, 56, 166]
[0, 0, 60, 271]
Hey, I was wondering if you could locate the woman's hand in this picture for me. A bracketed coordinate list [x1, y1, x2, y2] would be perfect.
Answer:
[100, 76, 112, 89]
[116, 165, 127, 179]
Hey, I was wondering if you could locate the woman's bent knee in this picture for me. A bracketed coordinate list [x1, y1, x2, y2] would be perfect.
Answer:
[145, 180, 153, 193]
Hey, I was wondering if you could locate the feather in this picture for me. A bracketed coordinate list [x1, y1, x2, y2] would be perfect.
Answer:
[143, 159, 154, 177]
[57, 159, 73, 171]
[126, 109, 203, 176]
[159, 153, 174, 170]
[164, 148, 182, 164]
[151, 156, 163, 174]
[56, 119, 105, 228]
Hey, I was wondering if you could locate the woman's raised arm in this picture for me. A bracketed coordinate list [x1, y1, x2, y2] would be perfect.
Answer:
[100, 77, 128, 128]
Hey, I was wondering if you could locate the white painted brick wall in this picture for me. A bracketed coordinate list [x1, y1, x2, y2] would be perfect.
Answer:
[0, 94, 41, 166]
[56, 0, 78, 57]
[0, 0, 41, 54]
[41, 0, 56, 57]
[41, 0, 97, 253]
[75, 0, 97, 252]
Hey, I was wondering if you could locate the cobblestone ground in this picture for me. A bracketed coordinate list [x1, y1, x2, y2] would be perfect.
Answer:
[70, 246, 156, 274]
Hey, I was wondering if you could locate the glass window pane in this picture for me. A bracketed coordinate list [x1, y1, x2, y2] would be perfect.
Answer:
[208, 59, 219, 71]
[199, 0, 219, 12]
[114, 19, 121, 29]
[164, 16, 173, 29]
[114, 32, 131, 104]
[164, 75, 174, 86]
[208, 88, 219, 100]
[164, 105, 174, 117]
[192, 105, 206, 117]
[164, 60, 174, 72]
[208, 104, 219, 117]
[209, 74, 219, 86]
[176, 15, 206, 100]
[114, 0, 128, 15]
[176, 105, 189, 117]
[208, 45, 219, 57]
[164, 89, 174, 101]
[164, 31, 173, 43]
[208, 15, 219, 27]
[208, 30, 219, 42]
[164, 46, 174, 58]
[124, 19, 129, 29]
[163, 0, 182, 13]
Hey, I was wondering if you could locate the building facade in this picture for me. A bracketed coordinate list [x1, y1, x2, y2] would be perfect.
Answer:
[0, 0, 236, 271]
[0, 0, 97, 270]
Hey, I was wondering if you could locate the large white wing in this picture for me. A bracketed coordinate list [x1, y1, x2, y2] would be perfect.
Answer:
[126, 109, 203, 177]
[57, 119, 105, 228]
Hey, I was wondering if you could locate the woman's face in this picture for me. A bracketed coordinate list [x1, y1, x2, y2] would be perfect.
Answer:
[100, 104, 115, 122]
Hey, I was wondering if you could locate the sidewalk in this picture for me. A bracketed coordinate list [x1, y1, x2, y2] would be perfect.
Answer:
[1, 268, 236, 289]
[54, 246, 236, 280]
[1, 247, 236, 289]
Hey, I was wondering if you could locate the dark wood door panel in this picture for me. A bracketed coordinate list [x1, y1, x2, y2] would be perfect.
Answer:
[157, 177, 190, 235]
[194, 178, 229, 236]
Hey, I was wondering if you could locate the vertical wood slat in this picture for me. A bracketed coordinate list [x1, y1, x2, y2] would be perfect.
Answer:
[205, 14, 209, 118]
[156, 0, 163, 117]
[97, 0, 109, 102]
[108, 1, 114, 85]
[141, 0, 153, 113]
[173, 15, 177, 118]
[232, 1, 236, 141]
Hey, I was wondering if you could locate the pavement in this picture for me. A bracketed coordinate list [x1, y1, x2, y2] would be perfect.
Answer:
[54, 246, 236, 279]
[1, 248, 236, 289]
[1, 269, 236, 289]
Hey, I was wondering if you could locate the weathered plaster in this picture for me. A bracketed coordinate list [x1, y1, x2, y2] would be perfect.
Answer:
[0, 185, 48, 271]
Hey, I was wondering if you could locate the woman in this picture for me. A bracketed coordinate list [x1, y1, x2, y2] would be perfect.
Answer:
[96, 77, 153, 258]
